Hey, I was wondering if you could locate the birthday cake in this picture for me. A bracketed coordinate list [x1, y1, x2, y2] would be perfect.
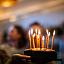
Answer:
[24, 48, 57, 63]
[24, 28, 57, 63]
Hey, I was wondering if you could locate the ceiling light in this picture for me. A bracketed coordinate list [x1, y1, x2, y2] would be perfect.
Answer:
[1, 0, 17, 7]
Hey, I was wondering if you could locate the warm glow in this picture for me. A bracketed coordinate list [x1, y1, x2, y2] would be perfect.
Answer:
[29, 30, 30, 36]
[37, 35, 40, 38]
[1, 0, 16, 7]
[31, 28, 33, 35]
[42, 36, 45, 40]
[33, 33, 35, 37]
[38, 30, 41, 35]
[35, 29, 37, 34]
[48, 32, 50, 36]
[53, 30, 55, 36]
[46, 29, 48, 35]
[42, 36, 44, 48]
[32, 33, 35, 48]
[28, 28, 55, 50]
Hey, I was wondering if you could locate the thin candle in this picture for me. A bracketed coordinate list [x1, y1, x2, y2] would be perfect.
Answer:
[38, 29, 42, 49]
[38, 30, 41, 48]
[47, 32, 50, 48]
[35, 29, 38, 48]
[42, 36, 45, 48]
[35, 29, 38, 34]
[38, 29, 41, 35]
[51, 30, 55, 50]
[31, 28, 33, 35]
[46, 29, 48, 35]
[48, 32, 50, 37]
[46, 29, 49, 49]
[32, 33, 35, 49]
[37, 35, 40, 48]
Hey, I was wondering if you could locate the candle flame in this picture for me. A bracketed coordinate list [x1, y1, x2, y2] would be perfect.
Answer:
[31, 28, 33, 35]
[29, 30, 30, 36]
[53, 30, 55, 36]
[42, 36, 45, 40]
[33, 33, 35, 37]
[46, 29, 48, 35]
[35, 29, 37, 34]
[38, 30, 41, 35]
[48, 32, 50, 36]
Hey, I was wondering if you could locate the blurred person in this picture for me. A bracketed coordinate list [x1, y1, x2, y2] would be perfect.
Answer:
[7, 25, 30, 64]
[29, 22, 45, 34]
[8, 25, 27, 49]
[0, 25, 28, 64]
[0, 25, 28, 57]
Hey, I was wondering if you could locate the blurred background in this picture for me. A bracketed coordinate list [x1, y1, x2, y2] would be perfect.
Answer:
[0, 0, 64, 64]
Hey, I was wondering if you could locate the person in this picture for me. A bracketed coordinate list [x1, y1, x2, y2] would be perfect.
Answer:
[29, 22, 44, 34]
[7, 25, 30, 64]
[0, 25, 28, 57]
[8, 25, 27, 49]
[0, 25, 29, 64]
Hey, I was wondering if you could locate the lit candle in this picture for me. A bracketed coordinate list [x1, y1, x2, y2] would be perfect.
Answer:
[46, 29, 48, 35]
[42, 36, 45, 48]
[28, 30, 31, 49]
[35, 29, 38, 48]
[35, 29, 38, 34]
[31, 28, 33, 35]
[51, 30, 55, 50]
[38, 30, 41, 48]
[46, 29, 49, 49]
[47, 32, 50, 48]
[48, 32, 50, 37]
[38, 29, 41, 35]
[32, 33, 35, 49]
[37, 35, 40, 48]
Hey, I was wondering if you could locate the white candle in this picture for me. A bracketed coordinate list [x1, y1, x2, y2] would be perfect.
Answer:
[48, 32, 50, 47]
[38, 29, 42, 49]
[42, 36, 45, 48]
[51, 30, 55, 50]
[38, 29, 41, 35]
[46, 29, 48, 35]
[53, 30, 55, 36]
[48, 32, 50, 37]
[35, 29, 37, 34]
[46, 29, 50, 49]
[31, 28, 33, 35]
